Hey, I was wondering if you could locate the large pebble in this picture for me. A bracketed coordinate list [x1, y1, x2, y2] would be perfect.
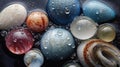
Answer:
[46, 0, 81, 25]
[83, 1, 115, 23]
[40, 28, 75, 61]
[0, 3, 27, 29]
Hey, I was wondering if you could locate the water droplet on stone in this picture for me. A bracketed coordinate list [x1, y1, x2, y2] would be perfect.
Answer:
[73, 4, 76, 7]
[57, 30, 63, 36]
[72, 46, 75, 48]
[65, 7, 70, 14]
[52, 8, 55, 10]
[96, 11, 99, 15]
[44, 47, 48, 49]
[67, 37, 70, 40]
[13, 39, 17, 42]
[77, 26, 81, 30]
[68, 43, 72, 46]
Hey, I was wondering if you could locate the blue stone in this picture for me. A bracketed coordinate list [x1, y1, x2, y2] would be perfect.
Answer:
[40, 28, 75, 61]
[83, 1, 116, 23]
[46, 0, 81, 25]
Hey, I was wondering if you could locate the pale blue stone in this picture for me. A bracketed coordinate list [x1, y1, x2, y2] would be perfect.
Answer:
[83, 1, 116, 23]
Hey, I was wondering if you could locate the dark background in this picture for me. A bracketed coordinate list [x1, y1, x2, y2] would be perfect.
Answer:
[0, 0, 120, 67]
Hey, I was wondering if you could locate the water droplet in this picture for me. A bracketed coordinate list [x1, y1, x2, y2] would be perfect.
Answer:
[96, 11, 99, 15]
[13, 39, 17, 42]
[68, 43, 72, 46]
[52, 8, 55, 10]
[77, 26, 81, 30]
[52, 2, 54, 4]
[73, 4, 76, 7]
[65, 7, 70, 14]
[57, 30, 63, 36]
[44, 47, 48, 49]
[67, 37, 70, 40]
[72, 46, 75, 48]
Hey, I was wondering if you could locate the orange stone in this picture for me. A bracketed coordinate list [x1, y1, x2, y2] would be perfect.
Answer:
[26, 11, 49, 32]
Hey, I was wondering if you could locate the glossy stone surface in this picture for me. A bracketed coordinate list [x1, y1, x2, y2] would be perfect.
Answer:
[0, 3, 27, 29]
[24, 49, 44, 67]
[5, 28, 34, 55]
[97, 23, 116, 42]
[70, 16, 98, 40]
[46, 0, 81, 25]
[26, 11, 49, 32]
[83, 1, 115, 23]
[40, 28, 75, 60]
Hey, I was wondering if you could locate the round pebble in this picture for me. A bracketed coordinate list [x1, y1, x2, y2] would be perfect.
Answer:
[83, 1, 115, 23]
[24, 48, 44, 67]
[97, 23, 116, 42]
[0, 3, 27, 29]
[70, 16, 98, 40]
[46, 0, 81, 25]
[26, 11, 49, 32]
[5, 28, 34, 55]
[40, 28, 75, 60]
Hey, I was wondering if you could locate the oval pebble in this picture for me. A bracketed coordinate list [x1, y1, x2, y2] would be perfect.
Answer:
[0, 3, 27, 29]
[83, 1, 115, 23]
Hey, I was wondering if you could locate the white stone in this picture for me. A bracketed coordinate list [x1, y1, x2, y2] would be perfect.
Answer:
[70, 16, 98, 40]
[0, 3, 27, 29]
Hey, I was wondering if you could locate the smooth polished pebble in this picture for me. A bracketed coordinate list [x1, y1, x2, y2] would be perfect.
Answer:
[70, 16, 98, 40]
[97, 23, 116, 42]
[83, 1, 116, 23]
[0, 3, 27, 29]
[24, 49, 44, 67]
[46, 0, 81, 25]
[26, 11, 49, 32]
[40, 28, 75, 61]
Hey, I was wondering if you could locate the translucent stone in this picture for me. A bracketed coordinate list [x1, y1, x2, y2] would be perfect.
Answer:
[70, 16, 98, 40]
[97, 23, 116, 42]
[5, 28, 34, 54]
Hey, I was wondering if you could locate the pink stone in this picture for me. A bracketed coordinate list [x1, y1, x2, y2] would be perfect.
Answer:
[5, 28, 34, 55]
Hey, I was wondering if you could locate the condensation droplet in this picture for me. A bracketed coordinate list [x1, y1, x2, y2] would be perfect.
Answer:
[52, 8, 55, 10]
[96, 11, 99, 15]
[65, 7, 70, 14]
[57, 30, 63, 36]
[73, 4, 76, 7]
[72, 46, 75, 48]
[44, 47, 48, 49]
[68, 43, 72, 46]
[13, 39, 17, 42]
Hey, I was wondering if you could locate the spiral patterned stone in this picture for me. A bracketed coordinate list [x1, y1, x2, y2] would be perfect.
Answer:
[40, 28, 75, 61]
[77, 39, 120, 67]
